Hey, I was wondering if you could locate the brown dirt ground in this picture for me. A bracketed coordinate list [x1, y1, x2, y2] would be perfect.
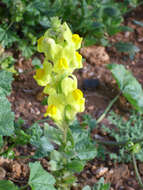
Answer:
[1, 5, 143, 190]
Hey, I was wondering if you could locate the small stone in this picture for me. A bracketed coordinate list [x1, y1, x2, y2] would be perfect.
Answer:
[109, 169, 114, 174]
[124, 31, 131, 38]
[96, 167, 108, 178]
[18, 68, 23, 73]
[130, 171, 134, 176]
[138, 38, 143, 42]
[88, 105, 94, 111]
[35, 107, 40, 115]
[80, 46, 110, 65]
[11, 162, 22, 178]
[28, 102, 32, 106]
[118, 186, 124, 190]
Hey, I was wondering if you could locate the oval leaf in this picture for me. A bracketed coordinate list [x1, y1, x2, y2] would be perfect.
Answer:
[29, 162, 56, 190]
[107, 64, 143, 113]
[0, 180, 18, 190]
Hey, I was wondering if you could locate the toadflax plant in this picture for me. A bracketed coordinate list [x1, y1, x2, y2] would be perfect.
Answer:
[34, 17, 85, 142]
[33, 17, 97, 190]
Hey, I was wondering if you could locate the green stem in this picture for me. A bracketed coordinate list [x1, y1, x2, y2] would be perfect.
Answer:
[6, 21, 14, 31]
[96, 94, 120, 124]
[132, 153, 143, 189]
[14, 155, 32, 159]
[63, 126, 67, 144]
[19, 184, 29, 190]
[35, 118, 49, 123]
[94, 137, 143, 147]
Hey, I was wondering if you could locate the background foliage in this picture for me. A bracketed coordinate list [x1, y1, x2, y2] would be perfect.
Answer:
[0, 0, 139, 58]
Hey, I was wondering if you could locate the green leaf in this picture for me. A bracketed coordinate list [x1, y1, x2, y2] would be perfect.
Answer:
[0, 91, 14, 136]
[82, 114, 96, 130]
[107, 64, 143, 113]
[104, 7, 120, 17]
[50, 150, 63, 162]
[0, 70, 13, 96]
[66, 160, 85, 172]
[39, 16, 50, 28]
[92, 22, 104, 29]
[0, 27, 18, 48]
[133, 20, 143, 27]
[82, 186, 91, 190]
[44, 123, 63, 145]
[0, 135, 3, 148]
[70, 124, 89, 145]
[119, 26, 133, 32]
[0, 180, 18, 190]
[114, 42, 140, 57]
[49, 150, 64, 171]
[63, 174, 77, 185]
[93, 177, 110, 190]
[32, 57, 42, 69]
[29, 162, 56, 190]
[28, 123, 54, 158]
[75, 139, 97, 160]
[18, 42, 35, 58]
[3, 150, 15, 159]
[70, 119, 97, 160]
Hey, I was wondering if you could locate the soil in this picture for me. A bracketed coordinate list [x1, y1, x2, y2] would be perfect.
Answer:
[1, 5, 143, 190]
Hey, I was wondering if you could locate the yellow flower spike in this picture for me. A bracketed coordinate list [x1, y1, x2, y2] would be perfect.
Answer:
[34, 17, 85, 128]
[72, 34, 82, 49]
[44, 105, 57, 117]
[72, 89, 83, 101]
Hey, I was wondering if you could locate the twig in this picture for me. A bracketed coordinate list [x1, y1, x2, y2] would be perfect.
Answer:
[94, 136, 143, 147]
[96, 94, 120, 124]
[132, 153, 143, 189]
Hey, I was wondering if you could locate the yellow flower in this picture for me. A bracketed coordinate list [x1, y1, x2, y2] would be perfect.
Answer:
[34, 61, 52, 86]
[35, 68, 45, 79]
[61, 75, 77, 96]
[34, 68, 48, 86]
[44, 105, 57, 117]
[66, 88, 85, 113]
[75, 51, 82, 68]
[57, 58, 68, 69]
[72, 34, 82, 49]
[72, 89, 83, 100]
